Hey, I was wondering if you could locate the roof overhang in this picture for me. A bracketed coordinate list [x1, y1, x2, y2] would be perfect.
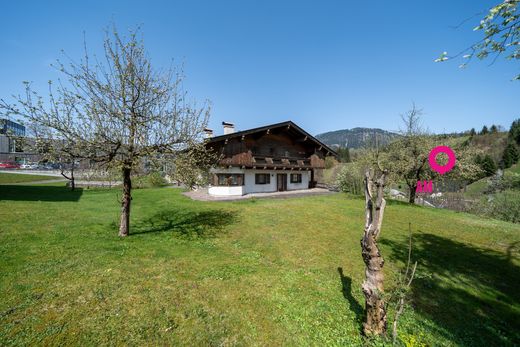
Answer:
[205, 120, 338, 158]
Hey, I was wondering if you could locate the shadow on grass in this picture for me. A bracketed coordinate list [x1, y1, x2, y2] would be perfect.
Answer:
[337, 267, 364, 332]
[381, 233, 520, 346]
[132, 208, 237, 238]
[0, 184, 83, 202]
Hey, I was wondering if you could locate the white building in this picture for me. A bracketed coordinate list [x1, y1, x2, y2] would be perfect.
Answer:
[205, 121, 337, 196]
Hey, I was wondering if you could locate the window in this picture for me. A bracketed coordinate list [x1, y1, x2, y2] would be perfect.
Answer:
[215, 174, 244, 186]
[290, 173, 302, 183]
[255, 173, 270, 184]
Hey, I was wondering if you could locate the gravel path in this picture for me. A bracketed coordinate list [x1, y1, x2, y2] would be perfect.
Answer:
[184, 188, 336, 201]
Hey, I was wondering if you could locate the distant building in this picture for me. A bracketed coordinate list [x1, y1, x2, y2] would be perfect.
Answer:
[0, 135, 11, 154]
[0, 118, 27, 162]
[0, 118, 26, 137]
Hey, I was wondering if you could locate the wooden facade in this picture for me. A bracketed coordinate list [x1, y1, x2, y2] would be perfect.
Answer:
[206, 121, 337, 172]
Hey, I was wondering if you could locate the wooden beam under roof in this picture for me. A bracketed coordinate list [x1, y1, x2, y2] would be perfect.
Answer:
[296, 136, 308, 143]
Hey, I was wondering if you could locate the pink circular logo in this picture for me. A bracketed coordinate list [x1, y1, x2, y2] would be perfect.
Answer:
[429, 146, 456, 175]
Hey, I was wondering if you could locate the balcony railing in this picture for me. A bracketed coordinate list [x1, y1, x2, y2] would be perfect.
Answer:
[251, 155, 311, 167]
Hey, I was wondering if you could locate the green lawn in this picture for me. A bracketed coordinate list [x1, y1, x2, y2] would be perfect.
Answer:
[0, 184, 519, 346]
[464, 162, 520, 198]
[509, 162, 520, 174]
[0, 172, 61, 184]
[465, 178, 489, 197]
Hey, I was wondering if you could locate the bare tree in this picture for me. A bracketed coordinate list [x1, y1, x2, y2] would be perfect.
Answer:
[1, 26, 210, 237]
[384, 104, 434, 203]
[361, 166, 388, 336]
[383, 104, 483, 204]
[399, 103, 425, 136]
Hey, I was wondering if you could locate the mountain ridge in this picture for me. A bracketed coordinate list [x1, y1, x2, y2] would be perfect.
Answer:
[315, 127, 400, 149]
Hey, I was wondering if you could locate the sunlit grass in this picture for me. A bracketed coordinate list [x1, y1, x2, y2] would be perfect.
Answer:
[0, 172, 61, 184]
[0, 184, 518, 346]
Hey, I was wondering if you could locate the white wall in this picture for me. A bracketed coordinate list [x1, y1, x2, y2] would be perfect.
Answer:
[244, 170, 276, 194]
[209, 167, 246, 196]
[209, 168, 311, 196]
[208, 186, 245, 196]
[287, 171, 310, 191]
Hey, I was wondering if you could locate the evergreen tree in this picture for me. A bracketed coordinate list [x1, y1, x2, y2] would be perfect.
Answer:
[501, 142, 520, 169]
[474, 153, 483, 165]
[509, 143, 518, 167]
[338, 147, 351, 163]
[469, 128, 476, 136]
[509, 119, 520, 146]
[480, 125, 489, 135]
[490, 124, 498, 133]
[481, 154, 497, 176]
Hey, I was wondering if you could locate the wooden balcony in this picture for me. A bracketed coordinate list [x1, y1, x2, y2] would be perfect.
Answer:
[217, 152, 324, 169]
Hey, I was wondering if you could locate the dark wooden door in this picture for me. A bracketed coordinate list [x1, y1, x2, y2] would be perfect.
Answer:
[277, 174, 287, 191]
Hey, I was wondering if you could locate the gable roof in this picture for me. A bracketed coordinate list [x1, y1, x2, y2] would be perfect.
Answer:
[206, 120, 337, 157]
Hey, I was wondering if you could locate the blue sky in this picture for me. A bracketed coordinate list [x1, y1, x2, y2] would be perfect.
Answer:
[1, 0, 518, 136]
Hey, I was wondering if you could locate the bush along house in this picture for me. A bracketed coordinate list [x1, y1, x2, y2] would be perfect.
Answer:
[205, 121, 337, 196]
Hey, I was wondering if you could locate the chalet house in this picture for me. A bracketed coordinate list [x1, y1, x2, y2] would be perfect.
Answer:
[205, 121, 337, 196]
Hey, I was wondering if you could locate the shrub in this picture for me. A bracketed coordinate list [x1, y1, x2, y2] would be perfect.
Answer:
[470, 190, 520, 223]
[134, 172, 168, 188]
[487, 171, 520, 193]
[324, 156, 337, 169]
[337, 163, 364, 195]
[147, 172, 168, 187]
[502, 172, 520, 190]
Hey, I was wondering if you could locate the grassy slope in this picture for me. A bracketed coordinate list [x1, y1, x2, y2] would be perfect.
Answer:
[509, 162, 520, 174]
[461, 132, 516, 197]
[0, 184, 519, 346]
[465, 162, 520, 197]
[0, 172, 61, 184]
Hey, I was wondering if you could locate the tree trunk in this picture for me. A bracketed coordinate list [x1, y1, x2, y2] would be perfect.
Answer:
[70, 165, 75, 191]
[118, 167, 132, 237]
[361, 169, 388, 336]
[408, 183, 416, 204]
[60, 164, 75, 191]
